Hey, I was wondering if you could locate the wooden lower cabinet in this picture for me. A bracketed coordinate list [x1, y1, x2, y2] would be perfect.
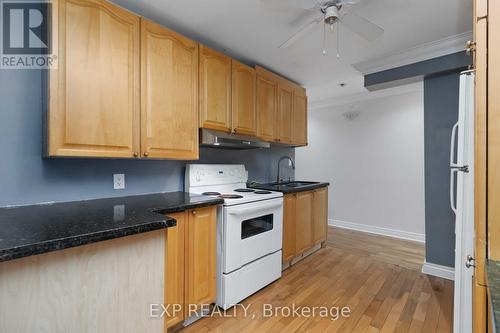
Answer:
[164, 211, 186, 329]
[164, 206, 217, 329]
[282, 187, 329, 263]
[186, 206, 217, 308]
[295, 191, 314, 254]
[282, 194, 296, 262]
[312, 187, 328, 245]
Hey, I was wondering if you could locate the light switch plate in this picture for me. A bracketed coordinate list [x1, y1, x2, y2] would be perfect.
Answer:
[113, 174, 125, 190]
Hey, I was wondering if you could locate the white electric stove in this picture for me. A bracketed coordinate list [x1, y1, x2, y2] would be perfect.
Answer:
[185, 164, 283, 309]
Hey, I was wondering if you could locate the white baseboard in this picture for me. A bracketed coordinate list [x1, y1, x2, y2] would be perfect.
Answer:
[329, 219, 425, 243]
[421, 261, 455, 281]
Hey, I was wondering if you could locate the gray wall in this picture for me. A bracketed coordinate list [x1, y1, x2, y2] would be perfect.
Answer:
[423, 71, 461, 267]
[0, 69, 294, 207]
[364, 52, 471, 267]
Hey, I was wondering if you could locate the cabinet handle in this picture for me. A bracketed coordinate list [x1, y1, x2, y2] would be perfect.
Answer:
[133, 152, 139, 158]
[143, 152, 149, 157]
[192, 210, 197, 215]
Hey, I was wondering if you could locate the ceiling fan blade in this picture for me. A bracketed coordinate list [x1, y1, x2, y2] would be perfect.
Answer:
[341, 0, 360, 6]
[339, 12, 383, 41]
[260, 0, 318, 11]
[289, 8, 321, 28]
[279, 17, 323, 48]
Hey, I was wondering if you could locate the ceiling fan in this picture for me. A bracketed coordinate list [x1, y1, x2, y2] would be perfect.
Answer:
[266, 0, 384, 58]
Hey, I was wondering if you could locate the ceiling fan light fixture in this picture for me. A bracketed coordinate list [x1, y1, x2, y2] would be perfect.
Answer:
[323, 6, 339, 25]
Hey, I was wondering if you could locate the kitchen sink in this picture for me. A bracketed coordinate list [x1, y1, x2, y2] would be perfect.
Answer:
[247, 180, 326, 193]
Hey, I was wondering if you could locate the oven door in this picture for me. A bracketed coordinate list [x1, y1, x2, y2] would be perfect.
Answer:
[222, 197, 283, 274]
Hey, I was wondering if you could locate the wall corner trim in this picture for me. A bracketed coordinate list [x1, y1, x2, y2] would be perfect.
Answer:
[328, 219, 425, 243]
[352, 31, 473, 75]
[421, 261, 455, 281]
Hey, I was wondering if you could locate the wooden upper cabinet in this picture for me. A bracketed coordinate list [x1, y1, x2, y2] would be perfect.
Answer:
[140, 19, 199, 160]
[295, 191, 314, 254]
[256, 66, 307, 145]
[199, 46, 232, 132]
[47, 0, 140, 158]
[312, 188, 328, 245]
[232, 60, 257, 136]
[292, 87, 308, 146]
[277, 81, 294, 144]
[256, 67, 278, 141]
[186, 206, 217, 308]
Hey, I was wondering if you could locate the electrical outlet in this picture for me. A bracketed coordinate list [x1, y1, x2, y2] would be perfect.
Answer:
[113, 205, 125, 221]
[113, 174, 125, 190]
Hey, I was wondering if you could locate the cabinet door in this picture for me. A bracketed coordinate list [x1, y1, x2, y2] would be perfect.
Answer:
[295, 191, 314, 254]
[199, 46, 232, 132]
[292, 91, 308, 146]
[277, 82, 293, 143]
[186, 206, 217, 309]
[232, 60, 257, 136]
[48, 0, 140, 158]
[312, 188, 328, 245]
[164, 212, 186, 329]
[283, 194, 296, 262]
[141, 19, 199, 160]
[256, 74, 278, 141]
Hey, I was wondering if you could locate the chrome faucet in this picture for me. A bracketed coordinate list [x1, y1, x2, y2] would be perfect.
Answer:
[277, 156, 295, 184]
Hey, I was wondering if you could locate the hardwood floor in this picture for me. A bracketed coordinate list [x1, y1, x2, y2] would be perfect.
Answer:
[181, 227, 453, 333]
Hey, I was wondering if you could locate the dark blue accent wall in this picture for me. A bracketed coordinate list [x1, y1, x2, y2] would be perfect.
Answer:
[365, 52, 472, 91]
[423, 71, 461, 267]
[0, 69, 294, 207]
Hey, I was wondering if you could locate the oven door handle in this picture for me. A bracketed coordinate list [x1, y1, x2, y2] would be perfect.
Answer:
[227, 202, 282, 216]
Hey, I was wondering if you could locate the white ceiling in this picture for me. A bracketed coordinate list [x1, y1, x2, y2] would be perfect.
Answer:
[113, 0, 472, 103]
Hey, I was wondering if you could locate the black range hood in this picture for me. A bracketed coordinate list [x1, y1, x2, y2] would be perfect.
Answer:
[200, 129, 270, 149]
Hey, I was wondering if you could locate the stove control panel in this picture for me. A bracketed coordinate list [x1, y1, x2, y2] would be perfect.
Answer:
[185, 164, 248, 188]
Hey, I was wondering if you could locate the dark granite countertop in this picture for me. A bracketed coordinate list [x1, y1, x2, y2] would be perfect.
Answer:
[0, 192, 223, 263]
[248, 181, 330, 194]
[487, 260, 500, 333]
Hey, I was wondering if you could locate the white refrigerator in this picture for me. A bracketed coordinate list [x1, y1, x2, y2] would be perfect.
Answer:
[450, 70, 475, 333]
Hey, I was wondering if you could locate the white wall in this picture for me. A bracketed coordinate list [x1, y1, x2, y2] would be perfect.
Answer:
[296, 89, 425, 238]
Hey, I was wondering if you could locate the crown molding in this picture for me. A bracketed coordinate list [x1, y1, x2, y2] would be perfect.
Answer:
[352, 31, 473, 75]
[309, 81, 423, 111]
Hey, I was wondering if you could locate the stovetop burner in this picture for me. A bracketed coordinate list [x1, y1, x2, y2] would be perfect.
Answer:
[234, 188, 255, 193]
[202, 192, 221, 196]
[219, 194, 244, 199]
[254, 190, 272, 194]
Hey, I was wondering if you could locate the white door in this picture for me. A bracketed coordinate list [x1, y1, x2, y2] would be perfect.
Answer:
[452, 72, 475, 333]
